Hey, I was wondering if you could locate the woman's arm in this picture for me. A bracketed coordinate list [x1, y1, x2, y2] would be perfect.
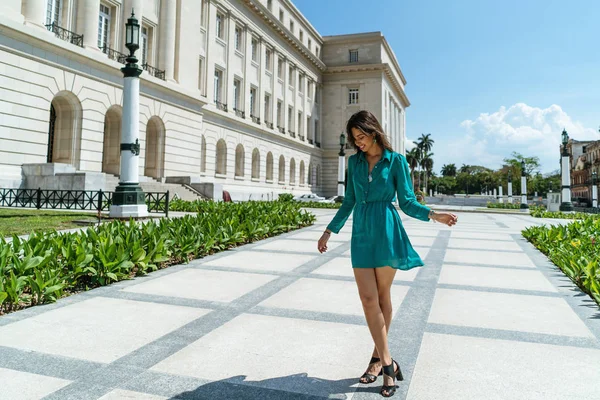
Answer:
[325, 156, 356, 234]
[394, 154, 431, 221]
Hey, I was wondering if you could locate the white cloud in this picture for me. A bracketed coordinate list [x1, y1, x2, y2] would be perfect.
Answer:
[442, 103, 599, 173]
[405, 137, 417, 151]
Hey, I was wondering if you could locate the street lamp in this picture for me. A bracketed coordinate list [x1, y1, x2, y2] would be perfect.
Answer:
[559, 128, 573, 211]
[520, 160, 528, 209]
[507, 168, 513, 204]
[109, 10, 148, 218]
[337, 132, 346, 199]
[592, 170, 598, 208]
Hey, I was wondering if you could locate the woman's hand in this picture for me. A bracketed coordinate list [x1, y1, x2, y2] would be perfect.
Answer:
[318, 231, 331, 253]
[432, 212, 458, 227]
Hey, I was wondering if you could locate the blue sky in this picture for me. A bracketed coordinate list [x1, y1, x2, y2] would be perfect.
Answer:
[293, 0, 600, 174]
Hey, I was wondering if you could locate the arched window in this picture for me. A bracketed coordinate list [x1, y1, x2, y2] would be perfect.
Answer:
[290, 158, 296, 185]
[299, 161, 305, 185]
[145, 116, 166, 179]
[47, 91, 83, 168]
[316, 165, 321, 186]
[278, 155, 285, 183]
[102, 105, 122, 176]
[200, 136, 207, 173]
[251, 148, 260, 179]
[216, 139, 227, 175]
[308, 163, 313, 185]
[266, 152, 274, 182]
[235, 144, 245, 177]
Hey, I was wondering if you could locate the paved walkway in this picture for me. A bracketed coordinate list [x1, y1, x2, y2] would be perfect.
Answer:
[0, 210, 599, 400]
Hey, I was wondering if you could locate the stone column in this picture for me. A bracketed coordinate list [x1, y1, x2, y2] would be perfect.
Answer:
[76, 0, 100, 51]
[498, 186, 503, 203]
[22, 0, 46, 29]
[159, 0, 177, 81]
[560, 150, 573, 211]
[1, 0, 24, 24]
[520, 171, 528, 210]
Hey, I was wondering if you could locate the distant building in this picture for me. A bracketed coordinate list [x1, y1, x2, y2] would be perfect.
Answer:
[564, 138, 600, 206]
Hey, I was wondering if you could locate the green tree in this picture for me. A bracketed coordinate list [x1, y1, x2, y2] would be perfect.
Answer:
[406, 148, 419, 187]
[441, 163, 457, 177]
[421, 152, 434, 193]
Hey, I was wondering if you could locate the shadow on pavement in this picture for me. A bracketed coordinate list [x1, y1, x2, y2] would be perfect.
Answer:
[169, 373, 385, 399]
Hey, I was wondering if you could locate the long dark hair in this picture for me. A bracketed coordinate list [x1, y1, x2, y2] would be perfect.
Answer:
[346, 110, 394, 152]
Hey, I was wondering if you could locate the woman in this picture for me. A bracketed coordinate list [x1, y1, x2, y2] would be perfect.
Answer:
[317, 111, 457, 398]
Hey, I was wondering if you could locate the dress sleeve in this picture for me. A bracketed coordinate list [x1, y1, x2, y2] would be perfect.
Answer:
[394, 154, 431, 221]
[326, 156, 356, 234]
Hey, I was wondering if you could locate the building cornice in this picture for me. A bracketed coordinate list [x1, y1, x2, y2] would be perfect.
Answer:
[381, 37, 407, 86]
[324, 63, 410, 108]
[242, 0, 327, 72]
[280, 0, 323, 44]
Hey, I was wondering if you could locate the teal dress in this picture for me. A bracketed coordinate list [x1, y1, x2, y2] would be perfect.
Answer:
[326, 149, 431, 270]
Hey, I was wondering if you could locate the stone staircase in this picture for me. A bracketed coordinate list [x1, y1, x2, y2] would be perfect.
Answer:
[104, 174, 205, 201]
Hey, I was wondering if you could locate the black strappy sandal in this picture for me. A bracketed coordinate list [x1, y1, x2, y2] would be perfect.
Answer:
[380, 359, 404, 397]
[359, 356, 383, 384]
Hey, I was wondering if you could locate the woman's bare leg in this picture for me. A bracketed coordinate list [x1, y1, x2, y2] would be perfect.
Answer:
[354, 268, 392, 374]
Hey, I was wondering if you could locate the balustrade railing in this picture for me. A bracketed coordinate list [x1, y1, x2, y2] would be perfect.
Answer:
[308, 138, 314, 144]
[316, 141, 321, 148]
[278, 126, 285, 134]
[45, 22, 83, 47]
[142, 63, 166, 80]
[0, 188, 169, 216]
[265, 121, 274, 129]
[234, 108, 246, 118]
[299, 134, 305, 141]
[251, 114, 260, 124]
[215, 101, 228, 112]
[102, 46, 128, 65]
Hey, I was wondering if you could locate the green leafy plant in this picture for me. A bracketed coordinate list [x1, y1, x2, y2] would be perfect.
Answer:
[486, 202, 521, 209]
[0, 201, 315, 315]
[523, 217, 600, 305]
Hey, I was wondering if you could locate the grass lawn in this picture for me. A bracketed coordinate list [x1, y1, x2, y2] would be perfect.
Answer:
[0, 208, 99, 237]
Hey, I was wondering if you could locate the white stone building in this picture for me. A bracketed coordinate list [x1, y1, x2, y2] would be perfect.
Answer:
[0, 0, 409, 200]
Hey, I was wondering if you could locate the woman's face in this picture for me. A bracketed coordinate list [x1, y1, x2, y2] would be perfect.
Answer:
[351, 127, 376, 153]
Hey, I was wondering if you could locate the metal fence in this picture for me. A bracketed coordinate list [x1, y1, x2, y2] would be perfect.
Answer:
[0, 188, 169, 217]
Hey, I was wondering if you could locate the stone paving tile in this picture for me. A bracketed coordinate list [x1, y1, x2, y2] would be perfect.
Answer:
[122, 269, 280, 302]
[97, 389, 168, 400]
[444, 249, 536, 268]
[447, 238, 522, 251]
[428, 288, 594, 338]
[438, 265, 557, 292]
[0, 367, 72, 400]
[311, 257, 421, 282]
[252, 238, 343, 252]
[406, 333, 600, 400]
[201, 250, 318, 273]
[0, 297, 209, 363]
[450, 231, 514, 241]
[150, 313, 367, 398]
[257, 277, 410, 316]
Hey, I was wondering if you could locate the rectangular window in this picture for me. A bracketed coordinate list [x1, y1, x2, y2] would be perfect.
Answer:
[277, 100, 283, 127]
[279, 10, 284, 22]
[308, 38, 312, 52]
[277, 58, 284, 79]
[264, 94, 271, 122]
[349, 88, 359, 104]
[250, 87, 257, 116]
[307, 81, 312, 98]
[288, 106, 293, 131]
[267, 0, 272, 11]
[251, 38, 258, 62]
[141, 26, 149, 65]
[299, 30, 303, 42]
[198, 57, 206, 94]
[98, 4, 111, 50]
[265, 49, 272, 71]
[200, 0, 207, 27]
[314, 85, 319, 103]
[298, 112, 302, 134]
[214, 69, 223, 103]
[289, 20, 294, 33]
[349, 49, 359, 63]
[216, 13, 224, 39]
[233, 79, 241, 110]
[46, 0, 61, 26]
[316, 47, 320, 59]
[288, 66, 294, 87]
[298, 74, 304, 93]
[234, 26, 242, 51]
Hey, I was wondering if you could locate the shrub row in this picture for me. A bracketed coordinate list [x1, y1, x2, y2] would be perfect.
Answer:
[529, 205, 600, 220]
[522, 218, 600, 305]
[487, 202, 521, 209]
[0, 201, 315, 314]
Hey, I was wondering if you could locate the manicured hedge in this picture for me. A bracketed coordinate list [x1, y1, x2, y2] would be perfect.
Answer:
[487, 202, 521, 209]
[522, 218, 600, 305]
[529, 205, 600, 220]
[0, 201, 315, 314]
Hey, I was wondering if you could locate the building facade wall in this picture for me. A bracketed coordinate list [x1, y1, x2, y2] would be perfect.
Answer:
[0, 0, 409, 200]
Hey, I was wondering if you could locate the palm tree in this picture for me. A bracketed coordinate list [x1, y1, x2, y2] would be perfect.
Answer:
[421, 152, 434, 192]
[414, 134, 434, 189]
[406, 148, 419, 186]
[441, 163, 457, 177]
[459, 164, 471, 174]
